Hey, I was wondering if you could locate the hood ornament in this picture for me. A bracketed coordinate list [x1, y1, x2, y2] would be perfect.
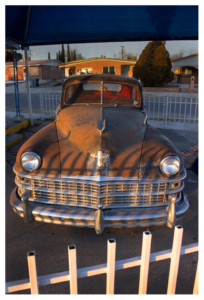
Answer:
[91, 151, 110, 168]
[97, 106, 106, 135]
[97, 118, 106, 135]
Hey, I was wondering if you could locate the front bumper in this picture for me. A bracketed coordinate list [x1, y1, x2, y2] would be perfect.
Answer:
[10, 187, 189, 233]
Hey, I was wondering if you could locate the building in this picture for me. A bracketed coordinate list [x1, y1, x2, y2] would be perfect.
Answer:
[171, 54, 198, 84]
[59, 57, 136, 78]
[5, 59, 63, 81]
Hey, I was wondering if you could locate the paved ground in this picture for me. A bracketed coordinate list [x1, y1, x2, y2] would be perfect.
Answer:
[5, 120, 198, 294]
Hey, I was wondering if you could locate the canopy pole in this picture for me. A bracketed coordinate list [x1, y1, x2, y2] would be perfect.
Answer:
[24, 46, 33, 125]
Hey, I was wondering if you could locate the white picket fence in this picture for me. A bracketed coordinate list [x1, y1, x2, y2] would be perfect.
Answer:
[5, 225, 198, 294]
[39, 94, 198, 129]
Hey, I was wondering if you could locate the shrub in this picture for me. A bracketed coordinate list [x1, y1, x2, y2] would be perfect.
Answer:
[133, 41, 174, 87]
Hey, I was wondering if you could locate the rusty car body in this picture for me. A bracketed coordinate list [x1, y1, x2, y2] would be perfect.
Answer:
[10, 74, 189, 234]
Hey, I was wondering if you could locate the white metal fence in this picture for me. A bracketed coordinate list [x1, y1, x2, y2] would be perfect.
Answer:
[39, 94, 198, 129]
[40, 94, 61, 120]
[143, 96, 198, 128]
[6, 225, 198, 294]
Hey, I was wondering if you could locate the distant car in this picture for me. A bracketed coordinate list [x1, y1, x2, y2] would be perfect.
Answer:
[10, 74, 189, 234]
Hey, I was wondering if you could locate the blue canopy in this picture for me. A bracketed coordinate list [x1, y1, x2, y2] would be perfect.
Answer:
[6, 5, 198, 47]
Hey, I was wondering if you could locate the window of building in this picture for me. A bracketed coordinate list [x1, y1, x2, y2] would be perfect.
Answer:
[80, 68, 93, 74]
[10, 67, 14, 74]
[102, 66, 115, 74]
[183, 68, 192, 76]
[29, 67, 39, 75]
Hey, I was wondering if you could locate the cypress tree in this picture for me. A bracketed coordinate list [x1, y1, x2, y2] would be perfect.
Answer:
[61, 44, 65, 63]
[67, 44, 71, 62]
[133, 41, 174, 87]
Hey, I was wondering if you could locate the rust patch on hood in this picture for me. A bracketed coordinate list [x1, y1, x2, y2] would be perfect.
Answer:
[56, 105, 146, 178]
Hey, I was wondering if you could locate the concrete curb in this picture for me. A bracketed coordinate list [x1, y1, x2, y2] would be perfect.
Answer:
[6, 133, 23, 149]
[6, 120, 30, 136]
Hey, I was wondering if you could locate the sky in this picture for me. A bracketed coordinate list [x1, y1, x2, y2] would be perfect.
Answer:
[20, 40, 198, 61]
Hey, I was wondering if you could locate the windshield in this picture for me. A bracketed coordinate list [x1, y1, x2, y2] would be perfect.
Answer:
[64, 82, 141, 106]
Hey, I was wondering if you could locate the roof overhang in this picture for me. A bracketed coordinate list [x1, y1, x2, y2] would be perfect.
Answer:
[6, 5, 198, 47]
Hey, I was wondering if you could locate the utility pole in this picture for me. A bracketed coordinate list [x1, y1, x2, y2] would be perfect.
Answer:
[28, 49, 33, 60]
[120, 46, 124, 59]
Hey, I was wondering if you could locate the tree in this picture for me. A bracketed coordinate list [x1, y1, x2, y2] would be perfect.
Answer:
[67, 44, 71, 62]
[133, 41, 174, 87]
[70, 49, 76, 61]
[61, 44, 65, 63]
[114, 48, 137, 60]
[171, 54, 179, 60]
[57, 45, 84, 62]
[6, 50, 22, 62]
[171, 50, 185, 61]
[76, 53, 84, 60]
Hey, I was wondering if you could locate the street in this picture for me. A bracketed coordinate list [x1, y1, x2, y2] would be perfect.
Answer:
[6, 121, 198, 294]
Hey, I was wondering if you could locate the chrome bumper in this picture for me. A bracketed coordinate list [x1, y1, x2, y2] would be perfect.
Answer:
[10, 187, 189, 234]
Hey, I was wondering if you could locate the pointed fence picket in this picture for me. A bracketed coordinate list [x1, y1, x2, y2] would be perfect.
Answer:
[5, 225, 198, 294]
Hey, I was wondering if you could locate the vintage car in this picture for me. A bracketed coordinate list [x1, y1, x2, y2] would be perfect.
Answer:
[10, 74, 189, 234]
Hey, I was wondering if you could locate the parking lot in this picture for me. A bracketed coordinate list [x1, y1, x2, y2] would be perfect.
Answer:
[6, 117, 198, 294]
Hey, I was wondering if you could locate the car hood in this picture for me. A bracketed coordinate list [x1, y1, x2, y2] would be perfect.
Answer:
[56, 105, 146, 178]
[14, 106, 185, 181]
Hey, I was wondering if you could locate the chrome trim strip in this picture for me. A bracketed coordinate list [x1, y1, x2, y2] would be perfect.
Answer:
[13, 165, 187, 184]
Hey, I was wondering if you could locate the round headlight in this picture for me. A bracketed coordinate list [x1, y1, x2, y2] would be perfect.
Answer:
[160, 156, 180, 176]
[20, 152, 41, 172]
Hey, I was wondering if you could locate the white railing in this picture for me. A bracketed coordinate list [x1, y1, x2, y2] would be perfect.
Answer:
[143, 96, 198, 128]
[5, 225, 198, 294]
[40, 94, 61, 120]
[39, 95, 198, 128]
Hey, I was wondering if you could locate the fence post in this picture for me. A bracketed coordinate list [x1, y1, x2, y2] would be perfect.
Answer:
[68, 245, 78, 294]
[138, 231, 152, 294]
[27, 251, 39, 294]
[165, 97, 169, 129]
[193, 262, 199, 294]
[106, 239, 116, 294]
[167, 225, 183, 294]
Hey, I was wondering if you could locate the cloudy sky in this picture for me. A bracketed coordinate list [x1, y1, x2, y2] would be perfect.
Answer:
[20, 40, 198, 61]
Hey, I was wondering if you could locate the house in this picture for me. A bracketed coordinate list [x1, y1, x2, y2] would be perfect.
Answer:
[59, 57, 136, 78]
[171, 54, 198, 84]
[5, 59, 64, 81]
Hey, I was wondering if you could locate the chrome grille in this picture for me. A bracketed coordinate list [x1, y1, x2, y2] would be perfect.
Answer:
[30, 178, 168, 195]
[15, 175, 181, 209]
[31, 190, 98, 208]
[100, 183, 168, 194]
[102, 194, 166, 207]
[30, 179, 100, 195]
[31, 190, 167, 208]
